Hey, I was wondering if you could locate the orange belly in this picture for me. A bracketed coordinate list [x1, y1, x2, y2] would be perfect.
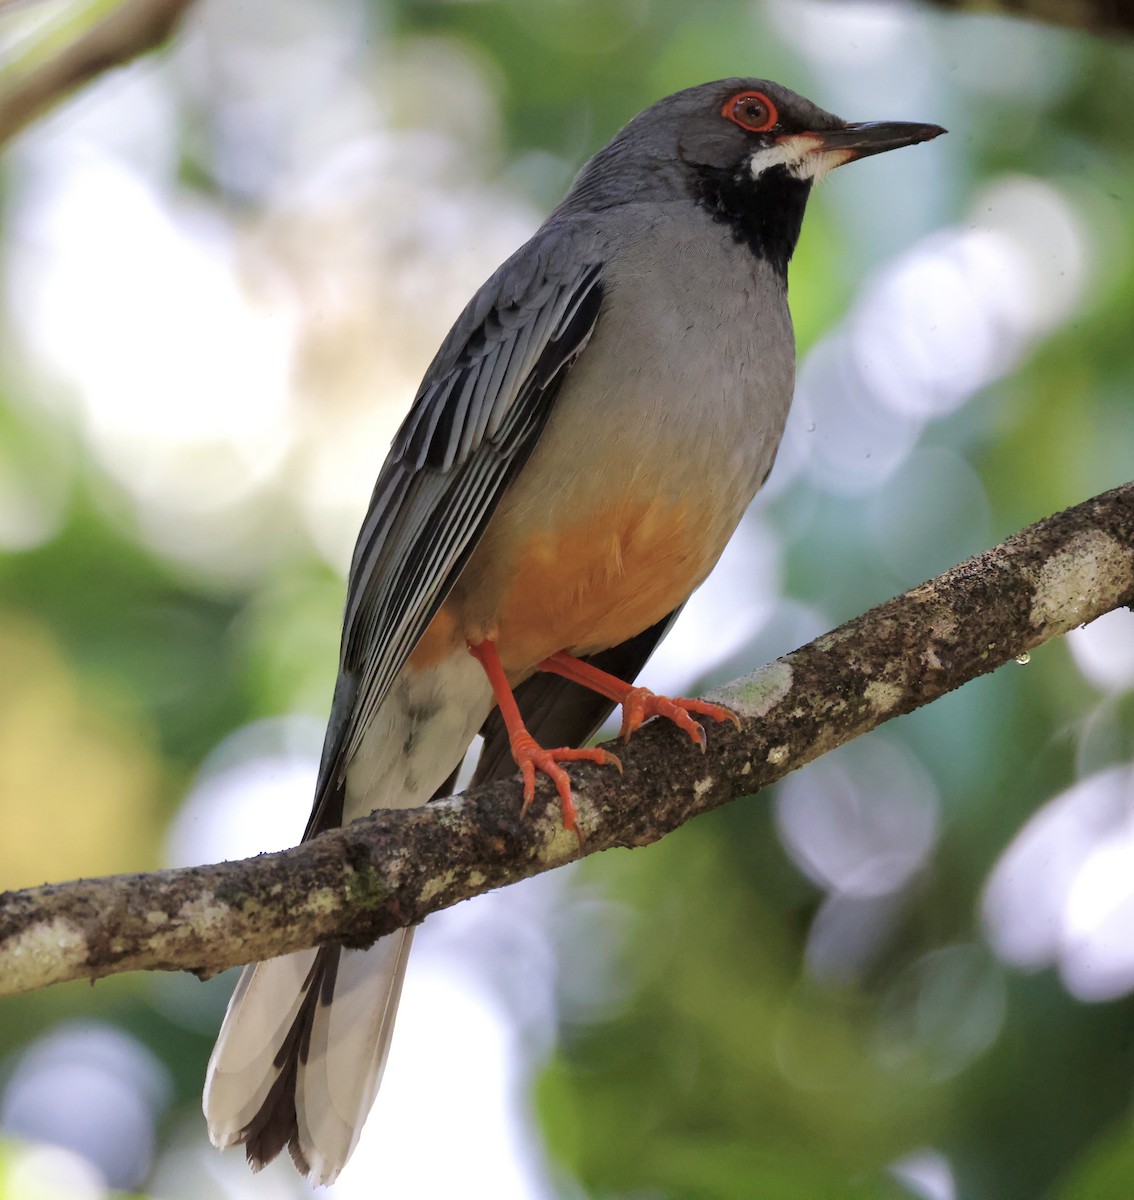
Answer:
[409, 495, 715, 675]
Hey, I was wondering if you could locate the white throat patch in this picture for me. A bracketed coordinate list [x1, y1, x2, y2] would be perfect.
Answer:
[746, 134, 854, 186]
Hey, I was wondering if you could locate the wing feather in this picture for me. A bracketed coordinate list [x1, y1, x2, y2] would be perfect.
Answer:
[459, 343, 504, 462]
[310, 229, 606, 825]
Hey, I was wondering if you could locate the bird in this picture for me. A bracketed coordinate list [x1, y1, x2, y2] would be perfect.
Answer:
[203, 77, 944, 1184]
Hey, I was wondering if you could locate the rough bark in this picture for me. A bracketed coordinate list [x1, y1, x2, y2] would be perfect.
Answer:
[1, 483, 1131, 998]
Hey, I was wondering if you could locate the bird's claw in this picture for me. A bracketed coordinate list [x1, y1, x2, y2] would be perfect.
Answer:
[511, 731, 621, 843]
[618, 688, 740, 746]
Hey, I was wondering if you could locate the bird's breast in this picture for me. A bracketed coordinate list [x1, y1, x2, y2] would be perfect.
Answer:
[414, 214, 797, 676]
[489, 490, 720, 670]
[434, 410, 768, 674]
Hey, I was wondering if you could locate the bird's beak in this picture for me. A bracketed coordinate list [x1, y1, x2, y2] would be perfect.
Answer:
[805, 121, 947, 163]
[770, 120, 946, 183]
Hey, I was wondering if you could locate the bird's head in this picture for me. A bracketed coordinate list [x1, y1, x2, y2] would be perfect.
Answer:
[562, 78, 945, 279]
[670, 78, 944, 185]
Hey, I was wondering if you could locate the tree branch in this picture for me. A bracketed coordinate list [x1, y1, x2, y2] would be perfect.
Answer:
[0, 0, 196, 149]
[922, 0, 1134, 37]
[1, 483, 1132, 998]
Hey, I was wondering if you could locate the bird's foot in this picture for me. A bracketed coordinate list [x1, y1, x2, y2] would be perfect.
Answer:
[539, 651, 740, 748]
[468, 638, 621, 843]
[616, 688, 740, 747]
[509, 731, 622, 839]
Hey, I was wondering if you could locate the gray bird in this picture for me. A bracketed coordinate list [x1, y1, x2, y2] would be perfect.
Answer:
[203, 77, 943, 1183]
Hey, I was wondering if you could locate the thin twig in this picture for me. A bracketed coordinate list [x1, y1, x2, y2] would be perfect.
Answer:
[925, 0, 1134, 37]
[0, 0, 196, 148]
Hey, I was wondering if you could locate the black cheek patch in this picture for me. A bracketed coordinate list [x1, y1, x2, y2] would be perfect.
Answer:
[692, 161, 813, 284]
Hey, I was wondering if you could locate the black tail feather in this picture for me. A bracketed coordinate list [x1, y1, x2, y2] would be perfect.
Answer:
[240, 946, 340, 1173]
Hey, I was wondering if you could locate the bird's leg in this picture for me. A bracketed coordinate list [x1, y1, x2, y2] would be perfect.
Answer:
[467, 639, 621, 838]
[538, 651, 741, 748]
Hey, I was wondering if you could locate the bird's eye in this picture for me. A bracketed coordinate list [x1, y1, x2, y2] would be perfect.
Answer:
[722, 90, 778, 133]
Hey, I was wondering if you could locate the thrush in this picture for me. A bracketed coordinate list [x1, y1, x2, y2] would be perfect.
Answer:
[203, 77, 944, 1184]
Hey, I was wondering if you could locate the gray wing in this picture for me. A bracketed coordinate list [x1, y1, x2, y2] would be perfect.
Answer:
[306, 225, 606, 837]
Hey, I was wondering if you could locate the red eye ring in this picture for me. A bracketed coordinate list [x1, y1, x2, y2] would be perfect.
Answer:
[722, 90, 778, 133]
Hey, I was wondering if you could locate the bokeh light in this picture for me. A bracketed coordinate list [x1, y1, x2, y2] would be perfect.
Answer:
[983, 765, 1134, 1003]
[0, 1023, 171, 1191]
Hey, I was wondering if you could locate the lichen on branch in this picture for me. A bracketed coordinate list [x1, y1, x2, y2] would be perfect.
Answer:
[0, 483, 1132, 998]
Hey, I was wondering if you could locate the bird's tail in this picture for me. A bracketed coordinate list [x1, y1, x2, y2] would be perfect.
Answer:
[203, 930, 414, 1185]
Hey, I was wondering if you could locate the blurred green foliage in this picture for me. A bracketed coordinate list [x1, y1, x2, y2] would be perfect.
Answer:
[1, 1, 1134, 1198]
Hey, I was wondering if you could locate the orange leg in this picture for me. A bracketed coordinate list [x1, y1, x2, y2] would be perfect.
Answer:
[468, 639, 622, 838]
[538, 651, 741, 747]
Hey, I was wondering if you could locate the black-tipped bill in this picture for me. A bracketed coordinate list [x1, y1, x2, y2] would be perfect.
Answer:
[811, 120, 947, 162]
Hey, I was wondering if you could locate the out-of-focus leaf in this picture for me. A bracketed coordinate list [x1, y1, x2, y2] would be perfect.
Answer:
[1052, 1122, 1134, 1200]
